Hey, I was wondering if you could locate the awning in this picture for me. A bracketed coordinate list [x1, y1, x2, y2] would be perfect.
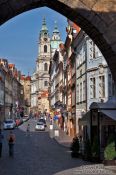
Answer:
[78, 109, 116, 125]
[101, 110, 116, 121]
[90, 98, 116, 110]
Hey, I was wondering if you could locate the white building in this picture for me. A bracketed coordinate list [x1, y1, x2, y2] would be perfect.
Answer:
[31, 17, 50, 114]
[31, 73, 37, 111]
[49, 22, 62, 111]
[31, 18, 62, 114]
[74, 30, 114, 135]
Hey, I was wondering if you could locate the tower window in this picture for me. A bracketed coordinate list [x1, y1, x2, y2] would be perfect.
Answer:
[44, 81, 48, 86]
[44, 32, 47, 36]
[44, 45, 47, 53]
[44, 63, 48, 71]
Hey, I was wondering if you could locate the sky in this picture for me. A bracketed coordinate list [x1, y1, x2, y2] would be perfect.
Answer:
[0, 7, 67, 75]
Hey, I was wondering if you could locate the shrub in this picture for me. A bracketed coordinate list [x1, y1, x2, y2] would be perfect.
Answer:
[104, 135, 116, 160]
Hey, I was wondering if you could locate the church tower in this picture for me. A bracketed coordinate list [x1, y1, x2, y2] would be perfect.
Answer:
[31, 19, 62, 114]
[36, 17, 51, 113]
[51, 21, 62, 56]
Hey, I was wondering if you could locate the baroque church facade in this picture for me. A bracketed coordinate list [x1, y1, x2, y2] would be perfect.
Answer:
[31, 18, 62, 114]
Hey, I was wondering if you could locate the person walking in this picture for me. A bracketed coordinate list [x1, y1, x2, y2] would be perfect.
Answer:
[0, 129, 4, 157]
[26, 123, 30, 136]
[7, 131, 15, 157]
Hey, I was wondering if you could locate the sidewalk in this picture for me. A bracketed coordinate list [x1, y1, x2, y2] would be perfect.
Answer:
[53, 126, 72, 148]
[105, 166, 116, 174]
[49, 123, 72, 148]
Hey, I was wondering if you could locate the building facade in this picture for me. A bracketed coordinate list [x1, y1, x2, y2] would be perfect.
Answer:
[49, 22, 62, 115]
[31, 72, 38, 113]
[0, 58, 24, 123]
[74, 30, 115, 146]
[31, 18, 62, 115]
[31, 18, 51, 114]
[58, 21, 80, 137]
[20, 75, 31, 115]
[0, 65, 5, 125]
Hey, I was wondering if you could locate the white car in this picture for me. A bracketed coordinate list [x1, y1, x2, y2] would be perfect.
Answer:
[3, 119, 16, 130]
[22, 115, 29, 122]
[38, 118, 47, 127]
[35, 122, 45, 131]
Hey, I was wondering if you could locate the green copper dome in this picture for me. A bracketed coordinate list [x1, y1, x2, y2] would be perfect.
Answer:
[53, 21, 59, 33]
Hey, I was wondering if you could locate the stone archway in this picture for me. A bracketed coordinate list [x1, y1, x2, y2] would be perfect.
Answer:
[0, 0, 116, 81]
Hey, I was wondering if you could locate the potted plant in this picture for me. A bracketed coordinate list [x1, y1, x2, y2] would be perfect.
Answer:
[104, 135, 116, 165]
[70, 135, 80, 158]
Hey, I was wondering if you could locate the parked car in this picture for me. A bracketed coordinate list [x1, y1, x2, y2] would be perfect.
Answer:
[38, 118, 47, 127]
[22, 115, 29, 122]
[3, 119, 16, 130]
[35, 122, 45, 131]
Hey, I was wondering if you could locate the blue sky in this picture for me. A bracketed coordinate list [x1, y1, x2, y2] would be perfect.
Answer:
[0, 7, 67, 75]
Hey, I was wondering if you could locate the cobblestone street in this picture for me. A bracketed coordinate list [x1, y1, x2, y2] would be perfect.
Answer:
[0, 119, 115, 175]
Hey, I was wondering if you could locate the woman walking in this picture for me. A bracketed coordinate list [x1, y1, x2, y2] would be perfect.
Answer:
[8, 131, 15, 157]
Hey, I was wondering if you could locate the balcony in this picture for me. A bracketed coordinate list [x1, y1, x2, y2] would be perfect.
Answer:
[87, 56, 107, 70]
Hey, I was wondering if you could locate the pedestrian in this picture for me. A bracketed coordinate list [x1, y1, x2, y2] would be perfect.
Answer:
[7, 131, 15, 157]
[26, 123, 30, 136]
[50, 117, 52, 125]
[0, 129, 4, 157]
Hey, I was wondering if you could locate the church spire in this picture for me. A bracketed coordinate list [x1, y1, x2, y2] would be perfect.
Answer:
[51, 21, 61, 41]
[51, 21, 62, 51]
[41, 17, 48, 31]
[53, 21, 59, 33]
[39, 17, 49, 39]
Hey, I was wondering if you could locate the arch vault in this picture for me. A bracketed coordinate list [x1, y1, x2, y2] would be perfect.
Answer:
[0, 0, 116, 81]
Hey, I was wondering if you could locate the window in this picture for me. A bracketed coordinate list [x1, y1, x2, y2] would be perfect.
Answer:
[99, 76, 105, 98]
[96, 47, 102, 57]
[83, 81, 86, 101]
[80, 69, 82, 76]
[82, 46, 86, 62]
[79, 49, 83, 64]
[93, 43, 96, 58]
[76, 84, 79, 103]
[44, 45, 47, 53]
[90, 77, 96, 98]
[44, 63, 48, 71]
[108, 74, 112, 97]
[89, 40, 96, 59]
[80, 82, 82, 102]
[44, 81, 48, 86]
